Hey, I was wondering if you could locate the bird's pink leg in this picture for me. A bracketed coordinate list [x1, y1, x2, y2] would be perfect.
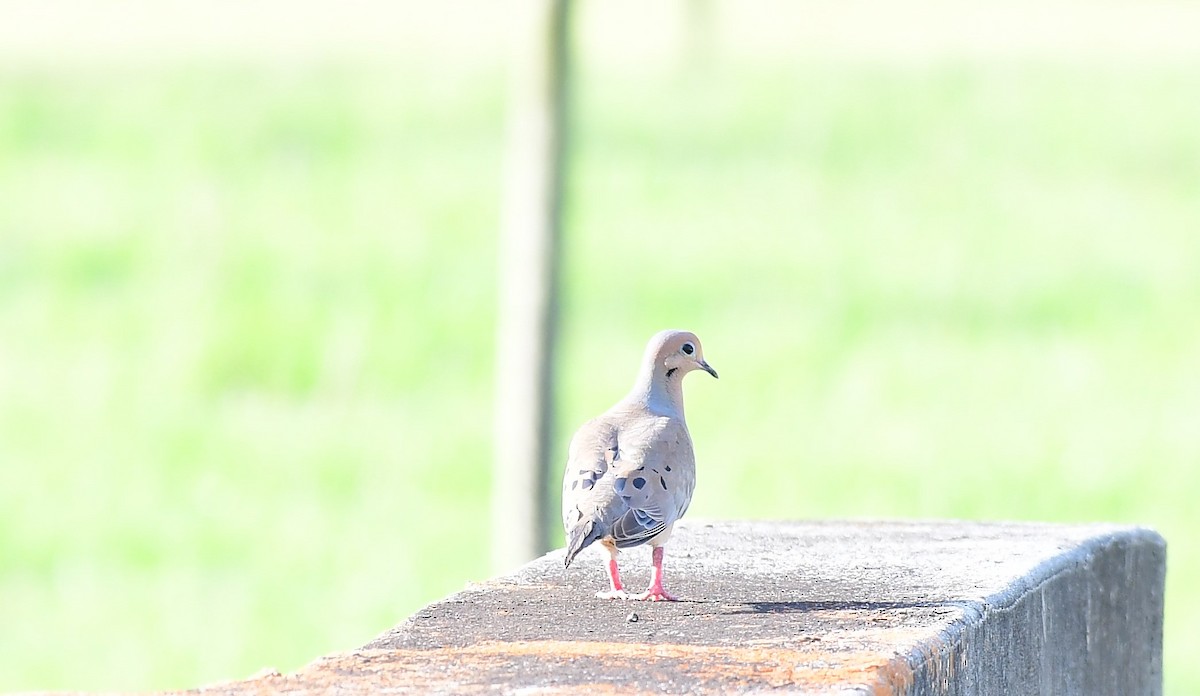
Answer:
[595, 546, 629, 599]
[635, 546, 679, 601]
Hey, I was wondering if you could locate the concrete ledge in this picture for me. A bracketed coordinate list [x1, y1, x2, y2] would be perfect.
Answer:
[193, 520, 1165, 695]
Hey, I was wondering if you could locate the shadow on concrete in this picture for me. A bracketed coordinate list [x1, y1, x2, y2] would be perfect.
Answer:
[727, 600, 973, 614]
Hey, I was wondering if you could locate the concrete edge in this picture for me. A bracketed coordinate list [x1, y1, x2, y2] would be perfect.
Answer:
[980, 527, 1165, 612]
[874, 526, 1167, 694]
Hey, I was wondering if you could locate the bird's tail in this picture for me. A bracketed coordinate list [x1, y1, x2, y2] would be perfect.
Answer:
[564, 519, 603, 568]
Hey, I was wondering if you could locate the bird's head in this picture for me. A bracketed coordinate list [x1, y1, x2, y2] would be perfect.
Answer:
[650, 329, 718, 380]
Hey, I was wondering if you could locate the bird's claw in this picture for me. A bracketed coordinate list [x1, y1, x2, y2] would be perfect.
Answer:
[595, 589, 631, 600]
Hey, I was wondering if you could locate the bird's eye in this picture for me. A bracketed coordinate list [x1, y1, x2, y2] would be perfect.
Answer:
[681, 343, 695, 355]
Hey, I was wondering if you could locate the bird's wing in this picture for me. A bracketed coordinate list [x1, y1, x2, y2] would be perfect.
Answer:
[561, 416, 618, 528]
[562, 412, 696, 564]
[607, 416, 695, 548]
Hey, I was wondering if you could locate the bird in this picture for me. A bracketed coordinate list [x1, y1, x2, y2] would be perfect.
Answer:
[561, 329, 717, 601]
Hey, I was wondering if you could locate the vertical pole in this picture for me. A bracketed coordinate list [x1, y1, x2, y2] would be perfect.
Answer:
[685, 0, 715, 74]
[491, 0, 571, 572]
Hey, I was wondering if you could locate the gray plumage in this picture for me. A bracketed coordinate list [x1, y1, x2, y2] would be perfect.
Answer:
[560, 330, 717, 601]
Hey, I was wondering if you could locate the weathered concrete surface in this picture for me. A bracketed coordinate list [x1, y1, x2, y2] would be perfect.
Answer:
[192, 520, 1165, 695]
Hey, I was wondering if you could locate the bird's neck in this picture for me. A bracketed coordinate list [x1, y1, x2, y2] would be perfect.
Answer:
[626, 364, 686, 418]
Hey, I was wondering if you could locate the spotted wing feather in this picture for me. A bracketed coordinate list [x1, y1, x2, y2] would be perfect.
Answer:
[561, 418, 618, 565]
[607, 416, 694, 547]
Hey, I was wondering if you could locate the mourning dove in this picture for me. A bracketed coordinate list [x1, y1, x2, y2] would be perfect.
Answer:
[561, 329, 717, 601]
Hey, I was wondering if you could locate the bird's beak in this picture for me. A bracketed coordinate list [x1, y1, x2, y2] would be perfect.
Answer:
[698, 360, 718, 379]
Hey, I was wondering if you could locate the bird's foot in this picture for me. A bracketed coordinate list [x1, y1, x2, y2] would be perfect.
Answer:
[595, 589, 631, 600]
[633, 587, 678, 602]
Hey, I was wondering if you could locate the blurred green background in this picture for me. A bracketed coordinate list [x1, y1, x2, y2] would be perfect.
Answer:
[1, 0, 1197, 692]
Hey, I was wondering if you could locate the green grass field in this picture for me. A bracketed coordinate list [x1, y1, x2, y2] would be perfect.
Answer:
[1, 5, 1198, 692]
